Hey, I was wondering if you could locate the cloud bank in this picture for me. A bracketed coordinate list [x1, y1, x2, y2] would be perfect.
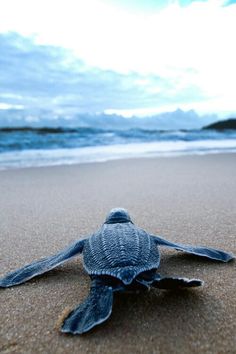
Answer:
[0, 32, 206, 120]
[0, 0, 235, 121]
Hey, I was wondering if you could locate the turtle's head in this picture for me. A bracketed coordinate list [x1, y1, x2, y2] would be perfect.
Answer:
[105, 208, 132, 224]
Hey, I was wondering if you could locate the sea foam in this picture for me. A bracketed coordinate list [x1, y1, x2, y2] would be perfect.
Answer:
[0, 139, 236, 169]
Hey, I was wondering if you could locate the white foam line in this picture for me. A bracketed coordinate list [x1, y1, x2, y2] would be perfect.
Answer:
[0, 139, 236, 169]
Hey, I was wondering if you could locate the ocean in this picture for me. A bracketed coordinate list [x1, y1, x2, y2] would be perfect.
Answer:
[0, 127, 236, 169]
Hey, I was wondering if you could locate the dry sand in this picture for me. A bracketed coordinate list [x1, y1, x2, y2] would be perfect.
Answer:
[0, 153, 235, 354]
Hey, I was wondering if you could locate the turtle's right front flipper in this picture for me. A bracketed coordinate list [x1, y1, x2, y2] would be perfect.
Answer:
[0, 239, 86, 288]
[61, 279, 113, 334]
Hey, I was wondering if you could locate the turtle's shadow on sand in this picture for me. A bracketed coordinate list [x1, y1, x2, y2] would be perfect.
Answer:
[74, 287, 213, 339]
[36, 254, 229, 340]
[157, 252, 233, 273]
[22, 253, 231, 290]
[12, 256, 226, 339]
[23, 252, 230, 289]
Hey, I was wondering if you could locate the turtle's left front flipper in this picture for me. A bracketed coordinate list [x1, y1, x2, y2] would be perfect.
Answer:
[151, 235, 235, 262]
[61, 279, 113, 334]
[0, 239, 86, 288]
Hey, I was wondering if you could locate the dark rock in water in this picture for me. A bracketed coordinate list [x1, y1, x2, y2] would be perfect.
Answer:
[203, 118, 236, 131]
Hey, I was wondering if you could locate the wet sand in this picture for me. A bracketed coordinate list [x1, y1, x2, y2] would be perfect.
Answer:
[0, 154, 235, 354]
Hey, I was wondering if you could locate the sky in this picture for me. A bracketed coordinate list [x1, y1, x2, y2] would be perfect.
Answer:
[0, 0, 236, 120]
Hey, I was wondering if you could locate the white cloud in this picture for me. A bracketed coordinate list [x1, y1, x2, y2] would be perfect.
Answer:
[0, 0, 235, 115]
[0, 1, 235, 71]
[2, 33, 185, 115]
[0, 103, 24, 110]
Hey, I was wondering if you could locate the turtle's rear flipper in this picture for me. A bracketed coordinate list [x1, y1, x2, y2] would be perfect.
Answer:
[151, 276, 203, 289]
[152, 235, 235, 262]
[61, 280, 113, 334]
[0, 239, 86, 288]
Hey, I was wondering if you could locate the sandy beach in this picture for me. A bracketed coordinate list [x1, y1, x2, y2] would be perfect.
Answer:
[0, 153, 235, 354]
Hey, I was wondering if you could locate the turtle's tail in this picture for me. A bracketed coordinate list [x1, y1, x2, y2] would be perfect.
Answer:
[61, 279, 114, 335]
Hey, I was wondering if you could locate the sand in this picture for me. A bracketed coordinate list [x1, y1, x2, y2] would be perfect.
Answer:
[0, 153, 235, 354]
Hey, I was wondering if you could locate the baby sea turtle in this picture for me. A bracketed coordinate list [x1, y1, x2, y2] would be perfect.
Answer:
[0, 208, 234, 334]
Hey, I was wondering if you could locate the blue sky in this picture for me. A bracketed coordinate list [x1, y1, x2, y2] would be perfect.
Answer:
[0, 0, 235, 119]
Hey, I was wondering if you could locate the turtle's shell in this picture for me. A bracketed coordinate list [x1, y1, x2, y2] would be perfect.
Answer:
[83, 222, 160, 284]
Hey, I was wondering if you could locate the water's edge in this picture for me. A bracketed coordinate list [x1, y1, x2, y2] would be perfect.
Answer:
[0, 140, 236, 170]
[0, 128, 236, 169]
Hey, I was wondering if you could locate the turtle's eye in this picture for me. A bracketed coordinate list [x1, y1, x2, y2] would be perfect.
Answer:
[105, 208, 131, 224]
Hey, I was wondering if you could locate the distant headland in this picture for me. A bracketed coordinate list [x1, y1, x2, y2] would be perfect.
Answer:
[203, 118, 236, 130]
